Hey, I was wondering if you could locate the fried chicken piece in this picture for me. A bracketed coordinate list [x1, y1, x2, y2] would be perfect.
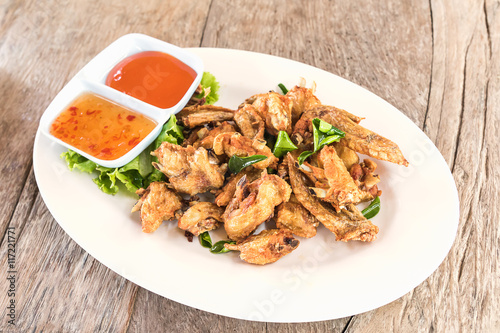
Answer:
[276, 194, 319, 238]
[225, 229, 299, 265]
[213, 132, 278, 169]
[193, 121, 236, 150]
[315, 145, 364, 210]
[234, 104, 265, 140]
[152, 142, 226, 195]
[287, 154, 378, 242]
[214, 168, 263, 207]
[178, 104, 235, 128]
[250, 91, 293, 135]
[131, 182, 182, 233]
[333, 142, 359, 171]
[223, 171, 292, 241]
[177, 202, 224, 236]
[286, 83, 321, 123]
[293, 106, 408, 166]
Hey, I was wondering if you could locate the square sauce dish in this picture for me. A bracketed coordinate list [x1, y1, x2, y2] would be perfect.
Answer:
[38, 33, 204, 168]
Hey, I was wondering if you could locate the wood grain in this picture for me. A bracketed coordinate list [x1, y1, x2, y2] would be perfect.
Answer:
[0, 0, 498, 332]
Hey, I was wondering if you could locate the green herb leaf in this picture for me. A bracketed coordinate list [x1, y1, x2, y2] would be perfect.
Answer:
[362, 196, 381, 219]
[312, 118, 345, 153]
[228, 155, 267, 174]
[199, 232, 213, 248]
[210, 240, 236, 254]
[264, 131, 276, 150]
[272, 131, 298, 158]
[298, 151, 314, 165]
[278, 83, 288, 94]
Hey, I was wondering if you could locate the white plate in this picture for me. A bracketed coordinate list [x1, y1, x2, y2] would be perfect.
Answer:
[33, 48, 459, 323]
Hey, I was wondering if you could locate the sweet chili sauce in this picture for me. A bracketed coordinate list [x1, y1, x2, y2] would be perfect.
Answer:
[105, 51, 196, 108]
[50, 93, 156, 160]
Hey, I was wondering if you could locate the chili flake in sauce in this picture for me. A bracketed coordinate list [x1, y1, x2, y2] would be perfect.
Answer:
[50, 93, 156, 160]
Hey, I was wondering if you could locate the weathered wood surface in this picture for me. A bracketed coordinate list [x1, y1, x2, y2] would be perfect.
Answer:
[0, 0, 497, 332]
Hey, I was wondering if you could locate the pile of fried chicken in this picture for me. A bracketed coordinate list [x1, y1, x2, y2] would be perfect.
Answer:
[132, 80, 408, 265]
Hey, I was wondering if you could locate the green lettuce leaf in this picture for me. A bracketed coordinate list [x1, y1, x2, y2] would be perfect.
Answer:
[199, 72, 220, 105]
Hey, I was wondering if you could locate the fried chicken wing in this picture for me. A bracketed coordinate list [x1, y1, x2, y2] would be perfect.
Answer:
[286, 83, 321, 123]
[177, 202, 224, 236]
[234, 104, 265, 140]
[193, 121, 236, 150]
[178, 104, 235, 128]
[250, 91, 293, 135]
[213, 132, 278, 169]
[223, 171, 292, 241]
[316, 145, 364, 210]
[152, 142, 226, 195]
[225, 229, 299, 265]
[131, 182, 182, 233]
[293, 106, 408, 166]
[287, 154, 378, 242]
[214, 167, 263, 207]
[276, 194, 319, 238]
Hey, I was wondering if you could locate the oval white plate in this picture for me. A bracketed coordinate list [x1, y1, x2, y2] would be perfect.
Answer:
[33, 48, 459, 323]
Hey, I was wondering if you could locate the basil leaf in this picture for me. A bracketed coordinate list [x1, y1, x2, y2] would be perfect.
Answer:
[362, 196, 381, 219]
[298, 151, 313, 165]
[228, 155, 267, 174]
[210, 240, 236, 254]
[278, 83, 288, 94]
[272, 131, 298, 158]
[199, 232, 212, 248]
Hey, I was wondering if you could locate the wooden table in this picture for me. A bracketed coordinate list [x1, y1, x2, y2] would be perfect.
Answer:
[0, 0, 498, 331]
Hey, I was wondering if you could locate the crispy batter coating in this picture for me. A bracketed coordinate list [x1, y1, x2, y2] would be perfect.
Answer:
[177, 202, 224, 236]
[213, 132, 278, 169]
[193, 121, 236, 150]
[287, 154, 378, 242]
[131, 182, 182, 233]
[234, 104, 265, 140]
[251, 91, 293, 135]
[214, 168, 263, 207]
[178, 105, 235, 128]
[225, 229, 299, 265]
[276, 194, 319, 238]
[223, 171, 292, 241]
[286, 84, 321, 123]
[293, 106, 408, 166]
[333, 142, 359, 171]
[152, 142, 226, 195]
[316, 145, 364, 210]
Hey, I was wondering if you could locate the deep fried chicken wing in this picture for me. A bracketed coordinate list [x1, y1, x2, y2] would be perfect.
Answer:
[213, 132, 278, 169]
[293, 106, 408, 166]
[234, 104, 265, 140]
[131, 182, 182, 233]
[177, 202, 224, 236]
[286, 83, 321, 123]
[223, 171, 292, 241]
[214, 168, 263, 207]
[287, 154, 378, 242]
[225, 229, 299, 265]
[250, 91, 293, 135]
[316, 145, 364, 210]
[276, 194, 319, 238]
[152, 142, 226, 195]
[193, 121, 236, 150]
[178, 104, 235, 128]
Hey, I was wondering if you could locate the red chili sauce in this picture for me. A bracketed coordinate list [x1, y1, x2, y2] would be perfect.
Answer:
[50, 93, 156, 160]
[105, 51, 197, 108]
